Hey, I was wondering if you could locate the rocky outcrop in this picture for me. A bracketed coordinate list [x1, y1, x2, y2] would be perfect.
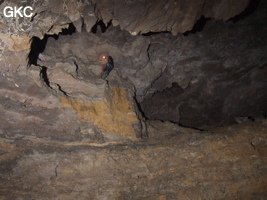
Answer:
[0, 65, 145, 142]
[59, 85, 142, 139]
[35, 1, 267, 129]
[0, 0, 266, 199]
[138, 0, 267, 128]
[0, 68, 83, 142]
[36, 32, 146, 140]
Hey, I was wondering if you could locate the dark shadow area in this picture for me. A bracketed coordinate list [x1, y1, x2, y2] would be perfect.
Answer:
[28, 23, 77, 88]
[139, 85, 207, 131]
[183, 16, 210, 36]
[27, 35, 53, 66]
[177, 122, 206, 132]
[134, 97, 148, 120]
[259, 63, 267, 69]
[57, 84, 68, 96]
[229, 0, 260, 23]
[60, 23, 76, 35]
[27, 23, 76, 66]
[142, 31, 170, 36]
[91, 20, 111, 33]
[40, 66, 50, 87]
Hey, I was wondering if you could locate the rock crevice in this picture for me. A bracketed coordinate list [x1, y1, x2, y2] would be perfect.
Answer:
[0, 0, 266, 199]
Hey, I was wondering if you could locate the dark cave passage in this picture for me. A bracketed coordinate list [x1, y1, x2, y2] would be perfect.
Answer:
[28, 23, 76, 67]
[137, 0, 267, 129]
[91, 20, 111, 34]
[140, 78, 267, 129]
[183, 16, 210, 36]
[229, 0, 261, 23]
[27, 35, 50, 66]
[27, 23, 77, 86]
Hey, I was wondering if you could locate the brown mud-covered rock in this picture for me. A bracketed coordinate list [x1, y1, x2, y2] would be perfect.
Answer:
[0, 120, 266, 199]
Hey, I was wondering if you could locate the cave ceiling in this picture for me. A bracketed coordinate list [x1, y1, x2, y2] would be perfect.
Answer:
[1, 0, 252, 37]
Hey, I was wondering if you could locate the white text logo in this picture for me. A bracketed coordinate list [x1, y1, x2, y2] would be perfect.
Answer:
[3, 6, 33, 18]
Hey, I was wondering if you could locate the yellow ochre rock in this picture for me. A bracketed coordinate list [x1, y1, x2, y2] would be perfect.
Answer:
[60, 86, 140, 138]
[0, 33, 31, 51]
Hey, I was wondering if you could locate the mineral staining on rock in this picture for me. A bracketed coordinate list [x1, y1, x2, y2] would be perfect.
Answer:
[59, 86, 140, 139]
[0, 33, 31, 51]
[0, 0, 266, 199]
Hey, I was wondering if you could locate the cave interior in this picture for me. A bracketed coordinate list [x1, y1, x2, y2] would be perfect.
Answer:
[28, 0, 266, 131]
[0, 0, 267, 199]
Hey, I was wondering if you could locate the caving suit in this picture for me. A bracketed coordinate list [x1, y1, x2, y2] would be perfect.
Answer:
[101, 56, 114, 79]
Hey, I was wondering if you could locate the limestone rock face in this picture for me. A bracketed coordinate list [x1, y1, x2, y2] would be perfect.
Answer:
[0, 0, 266, 137]
[0, 120, 266, 199]
[138, 1, 267, 128]
[59, 85, 142, 140]
[36, 32, 145, 141]
[0, 0, 266, 199]
[0, 69, 83, 142]
[0, 65, 144, 143]
[96, 0, 250, 35]
[0, 0, 250, 38]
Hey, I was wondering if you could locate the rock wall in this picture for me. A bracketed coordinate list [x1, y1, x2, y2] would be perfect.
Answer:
[59, 86, 140, 139]
[138, 0, 267, 128]
[0, 121, 266, 199]
[0, 0, 266, 199]
[0, 0, 265, 129]
[35, 1, 267, 129]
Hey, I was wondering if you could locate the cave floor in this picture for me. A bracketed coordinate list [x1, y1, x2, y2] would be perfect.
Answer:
[0, 121, 266, 199]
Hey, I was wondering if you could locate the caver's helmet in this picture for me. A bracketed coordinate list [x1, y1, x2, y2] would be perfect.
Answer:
[102, 55, 109, 60]
[100, 54, 108, 64]
[101, 55, 108, 63]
